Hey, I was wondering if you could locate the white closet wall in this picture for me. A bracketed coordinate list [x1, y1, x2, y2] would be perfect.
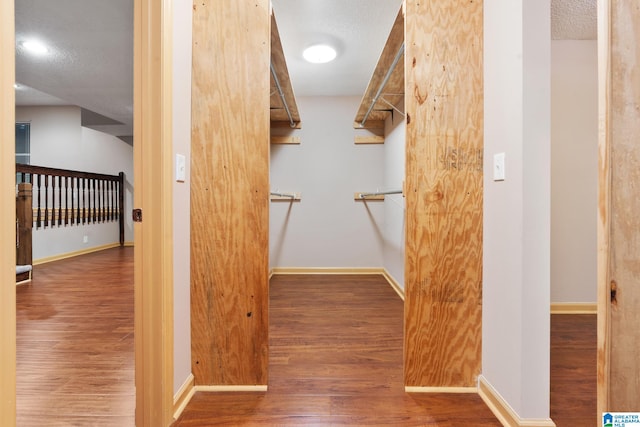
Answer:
[382, 110, 406, 289]
[269, 96, 385, 269]
[551, 39, 597, 304]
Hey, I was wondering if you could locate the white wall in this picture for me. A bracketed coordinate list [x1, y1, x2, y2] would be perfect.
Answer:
[172, 0, 192, 395]
[382, 107, 405, 289]
[551, 40, 597, 303]
[483, 0, 552, 420]
[269, 96, 385, 268]
[16, 106, 134, 261]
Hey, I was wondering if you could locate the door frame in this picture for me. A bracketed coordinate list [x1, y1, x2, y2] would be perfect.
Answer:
[0, 0, 174, 425]
[0, 0, 17, 424]
[596, 0, 610, 419]
[133, 0, 174, 425]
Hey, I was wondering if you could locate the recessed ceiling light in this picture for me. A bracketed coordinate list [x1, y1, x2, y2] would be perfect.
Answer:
[21, 40, 49, 55]
[303, 44, 337, 64]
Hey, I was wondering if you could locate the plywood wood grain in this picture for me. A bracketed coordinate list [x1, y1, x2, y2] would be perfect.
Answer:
[191, 0, 270, 386]
[270, 12, 300, 126]
[270, 136, 300, 145]
[354, 135, 385, 144]
[354, 7, 405, 128]
[605, 0, 640, 410]
[404, 0, 483, 387]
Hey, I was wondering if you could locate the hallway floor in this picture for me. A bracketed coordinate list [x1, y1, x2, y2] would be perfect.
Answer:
[15, 250, 596, 426]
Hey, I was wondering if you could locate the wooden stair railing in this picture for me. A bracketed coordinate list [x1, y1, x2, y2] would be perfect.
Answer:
[15, 164, 125, 246]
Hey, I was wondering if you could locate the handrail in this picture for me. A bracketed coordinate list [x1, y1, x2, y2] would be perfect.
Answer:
[15, 164, 125, 246]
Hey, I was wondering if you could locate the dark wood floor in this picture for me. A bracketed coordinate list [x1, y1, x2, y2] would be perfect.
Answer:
[16, 246, 135, 426]
[16, 249, 596, 426]
[550, 313, 597, 427]
[176, 274, 501, 426]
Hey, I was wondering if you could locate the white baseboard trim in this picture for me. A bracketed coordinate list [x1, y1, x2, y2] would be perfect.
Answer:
[550, 302, 596, 314]
[195, 385, 268, 392]
[478, 376, 556, 427]
[33, 242, 123, 265]
[405, 386, 477, 393]
[381, 269, 405, 300]
[173, 374, 195, 421]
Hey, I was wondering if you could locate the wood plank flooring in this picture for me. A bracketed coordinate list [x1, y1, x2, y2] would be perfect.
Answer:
[16, 248, 597, 426]
[550, 313, 597, 427]
[16, 247, 135, 426]
[175, 275, 501, 426]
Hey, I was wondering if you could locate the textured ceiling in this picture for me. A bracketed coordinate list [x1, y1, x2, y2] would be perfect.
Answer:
[14, 0, 596, 139]
[15, 0, 133, 137]
[551, 0, 597, 40]
[271, 0, 403, 96]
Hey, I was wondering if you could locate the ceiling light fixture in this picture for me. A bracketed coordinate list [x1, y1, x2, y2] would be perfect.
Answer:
[21, 40, 49, 55]
[14, 83, 20, 89]
[302, 44, 337, 64]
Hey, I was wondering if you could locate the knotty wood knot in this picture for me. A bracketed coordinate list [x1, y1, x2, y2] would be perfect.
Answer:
[610, 280, 617, 306]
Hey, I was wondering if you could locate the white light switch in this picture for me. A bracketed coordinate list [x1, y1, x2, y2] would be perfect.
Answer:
[176, 154, 186, 182]
[493, 152, 505, 181]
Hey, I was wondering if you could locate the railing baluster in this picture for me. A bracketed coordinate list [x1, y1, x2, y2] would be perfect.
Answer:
[111, 180, 115, 221]
[57, 176, 62, 226]
[98, 179, 103, 223]
[64, 176, 69, 225]
[36, 174, 42, 228]
[71, 177, 75, 225]
[82, 178, 86, 225]
[92, 178, 96, 223]
[75, 177, 79, 225]
[44, 174, 49, 228]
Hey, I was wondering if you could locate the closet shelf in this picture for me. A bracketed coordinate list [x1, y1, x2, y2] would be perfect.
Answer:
[353, 8, 404, 130]
[270, 12, 301, 129]
[270, 191, 301, 201]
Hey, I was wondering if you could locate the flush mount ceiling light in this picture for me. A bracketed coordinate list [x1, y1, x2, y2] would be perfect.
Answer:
[21, 40, 49, 55]
[302, 44, 337, 64]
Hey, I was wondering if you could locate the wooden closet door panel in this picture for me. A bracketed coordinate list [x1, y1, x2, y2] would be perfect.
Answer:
[404, 0, 483, 388]
[190, 0, 270, 386]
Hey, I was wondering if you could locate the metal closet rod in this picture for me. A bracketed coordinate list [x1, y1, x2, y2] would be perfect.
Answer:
[270, 62, 296, 128]
[359, 190, 403, 198]
[360, 42, 405, 127]
[270, 191, 296, 198]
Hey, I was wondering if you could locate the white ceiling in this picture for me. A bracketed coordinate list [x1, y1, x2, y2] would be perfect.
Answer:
[15, 0, 133, 137]
[271, 0, 404, 96]
[15, 0, 596, 139]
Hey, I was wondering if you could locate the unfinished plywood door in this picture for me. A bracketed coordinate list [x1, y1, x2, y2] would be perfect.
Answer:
[404, 0, 483, 388]
[190, 0, 270, 386]
[598, 0, 640, 413]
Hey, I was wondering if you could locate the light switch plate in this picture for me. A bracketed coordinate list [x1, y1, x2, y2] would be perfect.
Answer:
[493, 152, 505, 181]
[176, 154, 186, 182]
